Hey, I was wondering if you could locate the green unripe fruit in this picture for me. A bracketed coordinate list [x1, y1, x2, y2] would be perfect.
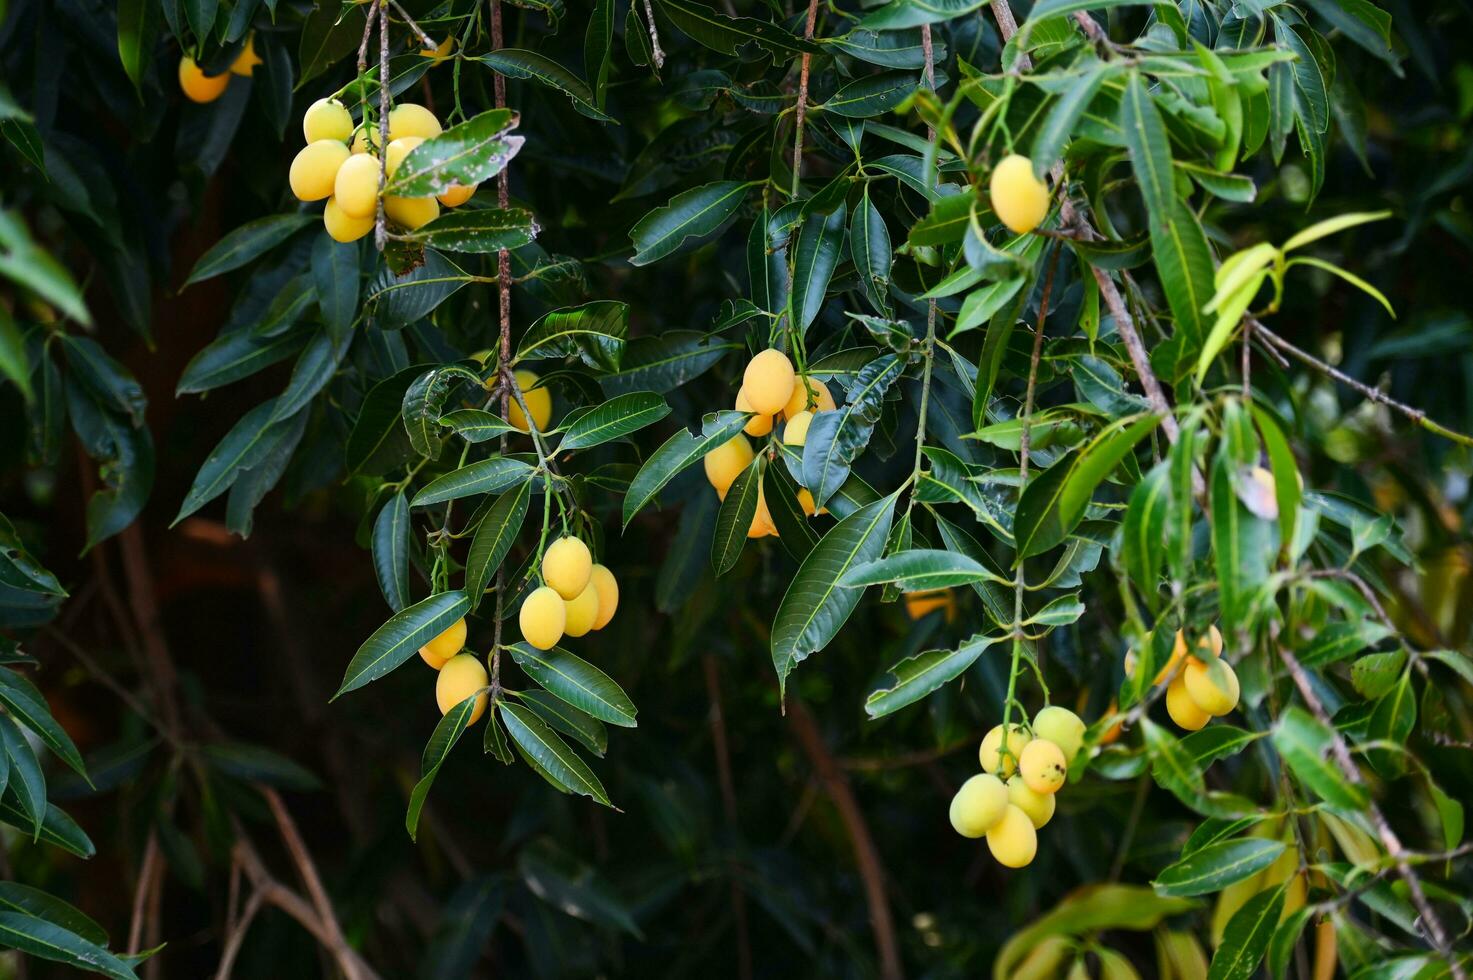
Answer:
[1032, 705, 1086, 764]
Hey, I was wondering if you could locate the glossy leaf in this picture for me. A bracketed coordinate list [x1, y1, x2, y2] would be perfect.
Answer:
[464, 481, 532, 611]
[509, 644, 637, 728]
[384, 108, 524, 197]
[334, 591, 471, 698]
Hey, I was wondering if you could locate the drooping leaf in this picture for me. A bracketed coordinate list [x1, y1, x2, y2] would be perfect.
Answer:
[372, 492, 412, 612]
[865, 634, 1003, 718]
[516, 300, 628, 372]
[509, 644, 637, 728]
[384, 109, 524, 198]
[629, 181, 751, 266]
[711, 458, 762, 576]
[183, 214, 313, 287]
[464, 480, 532, 611]
[622, 410, 751, 527]
[475, 50, 613, 123]
[499, 702, 610, 805]
[335, 591, 471, 698]
[1153, 838, 1285, 897]
[410, 458, 536, 508]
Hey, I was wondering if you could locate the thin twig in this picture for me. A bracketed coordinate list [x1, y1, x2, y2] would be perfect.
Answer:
[128, 833, 161, 953]
[790, 0, 821, 198]
[641, 0, 665, 69]
[212, 888, 265, 980]
[375, 0, 390, 251]
[260, 786, 357, 974]
[387, 0, 435, 49]
[491, 0, 513, 694]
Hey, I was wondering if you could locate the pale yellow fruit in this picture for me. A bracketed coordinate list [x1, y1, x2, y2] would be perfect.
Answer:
[1032, 706, 1086, 763]
[781, 376, 835, 420]
[735, 387, 773, 437]
[979, 723, 1031, 778]
[437, 183, 477, 207]
[703, 434, 754, 495]
[1019, 738, 1067, 795]
[904, 588, 956, 622]
[304, 98, 354, 143]
[985, 804, 1038, 868]
[290, 140, 351, 202]
[948, 773, 1009, 838]
[333, 152, 382, 219]
[519, 586, 566, 650]
[589, 564, 618, 630]
[743, 349, 796, 415]
[563, 583, 600, 638]
[1007, 775, 1056, 828]
[384, 136, 423, 176]
[323, 197, 375, 243]
[350, 127, 382, 155]
[1166, 675, 1211, 731]
[784, 410, 814, 447]
[542, 536, 593, 600]
[388, 103, 442, 142]
[435, 654, 487, 723]
[1184, 656, 1240, 717]
[179, 56, 229, 103]
[418, 617, 466, 669]
[990, 154, 1050, 234]
[230, 35, 262, 77]
[508, 369, 552, 433]
[385, 195, 439, 230]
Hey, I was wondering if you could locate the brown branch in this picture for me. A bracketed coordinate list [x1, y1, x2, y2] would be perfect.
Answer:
[785, 697, 903, 980]
[790, 0, 821, 198]
[702, 655, 752, 980]
[374, 0, 390, 251]
[259, 786, 361, 976]
[490, 0, 513, 692]
[117, 525, 183, 736]
[640, 0, 665, 69]
[386, 0, 435, 50]
[212, 888, 265, 980]
[128, 833, 162, 954]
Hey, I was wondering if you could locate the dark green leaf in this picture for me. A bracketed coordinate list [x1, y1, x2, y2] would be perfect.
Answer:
[475, 50, 613, 123]
[372, 492, 412, 612]
[400, 207, 540, 253]
[629, 180, 750, 266]
[464, 481, 531, 611]
[865, 634, 1003, 718]
[499, 702, 610, 805]
[410, 458, 536, 507]
[509, 644, 636, 728]
[384, 109, 523, 198]
[183, 214, 313, 287]
[334, 591, 470, 698]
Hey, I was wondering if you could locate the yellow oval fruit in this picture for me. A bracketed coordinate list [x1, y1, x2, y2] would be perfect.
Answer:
[589, 564, 618, 630]
[179, 56, 229, 103]
[542, 536, 593, 600]
[435, 654, 487, 723]
[388, 103, 442, 142]
[1166, 675, 1211, 731]
[304, 98, 353, 143]
[948, 773, 1009, 838]
[507, 369, 552, 433]
[290, 140, 351, 202]
[519, 585, 566, 650]
[703, 434, 754, 495]
[979, 723, 1031, 778]
[1006, 775, 1056, 829]
[797, 488, 817, 517]
[1184, 656, 1240, 717]
[735, 387, 774, 437]
[333, 152, 382, 219]
[323, 197, 374, 243]
[385, 195, 439, 230]
[748, 482, 778, 539]
[418, 617, 466, 669]
[563, 583, 600, 638]
[985, 804, 1038, 868]
[385, 136, 423, 176]
[783, 410, 814, 447]
[230, 35, 262, 77]
[904, 588, 955, 622]
[990, 154, 1050, 235]
[743, 349, 796, 415]
[1019, 738, 1067, 794]
[781, 376, 836, 419]
[437, 183, 477, 207]
[1032, 706, 1086, 764]
[1199, 624, 1225, 658]
[350, 126, 381, 155]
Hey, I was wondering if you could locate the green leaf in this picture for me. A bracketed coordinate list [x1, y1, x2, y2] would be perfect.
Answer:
[475, 50, 613, 123]
[116, 0, 159, 95]
[993, 885, 1197, 976]
[346, 366, 426, 475]
[789, 205, 848, 334]
[1266, 906, 1313, 980]
[499, 702, 610, 805]
[1210, 447, 1271, 628]
[1196, 270, 1266, 384]
[0, 797, 93, 857]
[865, 634, 1003, 719]
[402, 365, 482, 459]
[629, 180, 751, 267]
[850, 189, 892, 316]
[311, 234, 359, 340]
[517, 300, 629, 372]
[842, 549, 1006, 591]
[400, 207, 540, 254]
[410, 458, 535, 508]
[826, 28, 945, 69]
[0, 883, 107, 947]
[654, 0, 820, 59]
[0, 715, 44, 836]
[1297, 620, 1393, 667]
[1272, 706, 1368, 810]
[763, 461, 821, 560]
[622, 410, 750, 527]
[586, 0, 615, 107]
[600, 331, 740, 396]
[183, 214, 313, 287]
[559, 392, 670, 452]
[509, 644, 637, 728]
[369, 249, 473, 328]
[1121, 71, 1175, 222]
[1285, 256, 1394, 318]
[860, 0, 987, 30]
[0, 912, 137, 980]
[1249, 404, 1301, 556]
[174, 400, 289, 525]
[1121, 461, 1170, 597]
[1151, 200, 1215, 354]
[516, 690, 607, 757]
[464, 481, 531, 612]
[771, 494, 897, 694]
[1153, 838, 1285, 897]
[372, 492, 411, 612]
[334, 591, 470, 698]
[1030, 60, 1111, 172]
[200, 741, 321, 791]
[823, 71, 921, 117]
[406, 695, 479, 840]
[383, 108, 523, 198]
[802, 354, 904, 508]
[439, 409, 519, 444]
[0, 520, 65, 596]
[0, 669, 87, 781]
[1180, 726, 1265, 768]
[296, 2, 365, 86]
[1142, 718, 1206, 803]
[1207, 884, 1286, 980]
[711, 458, 762, 576]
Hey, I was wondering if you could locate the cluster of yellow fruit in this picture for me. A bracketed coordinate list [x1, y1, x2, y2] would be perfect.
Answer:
[1133, 625, 1242, 732]
[177, 36, 261, 103]
[989, 153, 1050, 235]
[702, 349, 837, 537]
[948, 706, 1087, 868]
[287, 98, 478, 243]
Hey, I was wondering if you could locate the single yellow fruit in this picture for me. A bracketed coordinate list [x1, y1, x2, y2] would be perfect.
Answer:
[784, 410, 814, 447]
[948, 773, 1009, 838]
[333, 152, 382, 219]
[985, 804, 1038, 868]
[1314, 919, 1337, 980]
[304, 98, 353, 143]
[323, 197, 374, 243]
[748, 482, 778, 539]
[990, 154, 1050, 234]
[1099, 701, 1124, 745]
[703, 434, 754, 495]
[350, 126, 381, 155]
[735, 387, 774, 437]
[388, 103, 442, 142]
[1166, 675, 1211, 731]
[385, 195, 439, 230]
[904, 588, 955, 622]
[290, 140, 351, 202]
[418, 617, 466, 669]
[979, 723, 1031, 778]
[435, 654, 487, 723]
[385, 136, 423, 176]
[589, 564, 618, 630]
[230, 35, 262, 77]
[542, 536, 593, 600]
[781, 376, 835, 419]
[437, 183, 477, 207]
[743, 349, 796, 415]
[1006, 775, 1056, 828]
[796, 488, 817, 517]
[179, 56, 229, 103]
[508, 369, 552, 432]
[1019, 738, 1067, 794]
[519, 586, 566, 650]
[563, 583, 600, 638]
[1154, 625, 1222, 685]
[1032, 706, 1086, 764]
[1184, 656, 1240, 716]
